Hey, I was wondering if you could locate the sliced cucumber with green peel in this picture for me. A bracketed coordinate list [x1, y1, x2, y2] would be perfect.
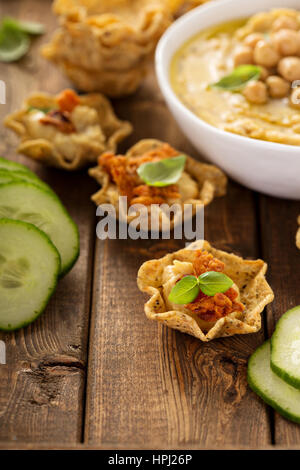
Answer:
[0, 156, 36, 176]
[0, 156, 53, 191]
[271, 306, 300, 389]
[0, 182, 79, 275]
[248, 340, 300, 424]
[0, 169, 52, 192]
[2, 17, 45, 36]
[0, 170, 14, 185]
[6, 168, 41, 181]
[0, 219, 60, 331]
[0, 23, 30, 62]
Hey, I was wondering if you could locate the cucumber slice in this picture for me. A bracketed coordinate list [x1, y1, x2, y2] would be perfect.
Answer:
[0, 182, 79, 275]
[271, 306, 300, 389]
[2, 17, 45, 36]
[0, 157, 50, 188]
[0, 156, 36, 176]
[0, 169, 52, 192]
[0, 218, 60, 331]
[248, 340, 300, 424]
[0, 23, 30, 62]
[0, 171, 14, 185]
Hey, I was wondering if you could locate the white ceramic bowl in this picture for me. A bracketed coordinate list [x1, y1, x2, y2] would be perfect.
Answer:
[155, 0, 300, 199]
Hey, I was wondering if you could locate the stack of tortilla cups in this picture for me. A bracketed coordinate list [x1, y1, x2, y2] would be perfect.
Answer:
[42, 0, 172, 97]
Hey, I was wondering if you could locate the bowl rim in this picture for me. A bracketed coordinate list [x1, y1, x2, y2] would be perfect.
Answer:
[155, 0, 300, 155]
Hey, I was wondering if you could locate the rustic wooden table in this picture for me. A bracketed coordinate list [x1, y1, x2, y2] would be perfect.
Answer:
[0, 0, 300, 450]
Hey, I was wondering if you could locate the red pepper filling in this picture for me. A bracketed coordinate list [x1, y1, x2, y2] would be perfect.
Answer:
[40, 110, 75, 134]
[98, 144, 181, 205]
[183, 250, 245, 323]
[39, 89, 80, 134]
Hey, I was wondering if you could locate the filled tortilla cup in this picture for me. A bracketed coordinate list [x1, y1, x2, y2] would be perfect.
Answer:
[4, 90, 132, 170]
[137, 240, 274, 341]
[89, 138, 227, 229]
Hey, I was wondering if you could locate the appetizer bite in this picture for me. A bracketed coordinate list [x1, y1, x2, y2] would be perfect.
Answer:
[171, 8, 300, 145]
[42, 0, 171, 97]
[4, 89, 132, 170]
[137, 240, 274, 341]
[296, 216, 300, 249]
[89, 139, 227, 227]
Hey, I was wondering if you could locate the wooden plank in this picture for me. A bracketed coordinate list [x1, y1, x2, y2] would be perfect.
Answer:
[84, 74, 271, 447]
[0, 442, 291, 450]
[260, 196, 300, 446]
[0, 0, 96, 443]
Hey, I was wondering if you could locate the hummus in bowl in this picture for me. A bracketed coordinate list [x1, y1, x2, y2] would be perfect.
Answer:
[155, 0, 300, 199]
[171, 9, 300, 146]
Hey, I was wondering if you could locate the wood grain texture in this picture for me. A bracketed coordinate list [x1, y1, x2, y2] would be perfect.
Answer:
[0, 442, 289, 450]
[260, 196, 300, 446]
[0, 0, 96, 443]
[1, 0, 299, 449]
[84, 75, 271, 448]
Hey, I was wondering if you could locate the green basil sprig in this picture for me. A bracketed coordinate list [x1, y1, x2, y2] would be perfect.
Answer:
[168, 275, 199, 305]
[211, 65, 261, 91]
[168, 271, 234, 305]
[27, 106, 52, 114]
[137, 154, 186, 187]
[198, 271, 233, 296]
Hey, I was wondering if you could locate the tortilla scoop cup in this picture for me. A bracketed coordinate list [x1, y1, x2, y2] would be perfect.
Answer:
[89, 138, 227, 229]
[137, 240, 274, 341]
[4, 91, 132, 170]
[42, 0, 171, 97]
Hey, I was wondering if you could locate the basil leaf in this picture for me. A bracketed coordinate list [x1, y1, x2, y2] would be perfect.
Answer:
[211, 65, 261, 91]
[168, 275, 200, 305]
[0, 23, 30, 63]
[198, 271, 234, 297]
[137, 155, 186, 187]
[27, 106, 52, 114]
[2, 17, 45, 35]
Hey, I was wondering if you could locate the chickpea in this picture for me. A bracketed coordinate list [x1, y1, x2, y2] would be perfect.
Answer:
[233, 46, 254, 67]
[259, 66, 272, 81]
[272, 29, 300, 56]
[244, 33, 265, 49]
[272, 15, 299, 32]
[278, 57, 300, 82]
[254, 40, 280, 68]
[290, 87, 300, 109]
[266, 75, 290, 98]
[243, 80, 268, 104]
